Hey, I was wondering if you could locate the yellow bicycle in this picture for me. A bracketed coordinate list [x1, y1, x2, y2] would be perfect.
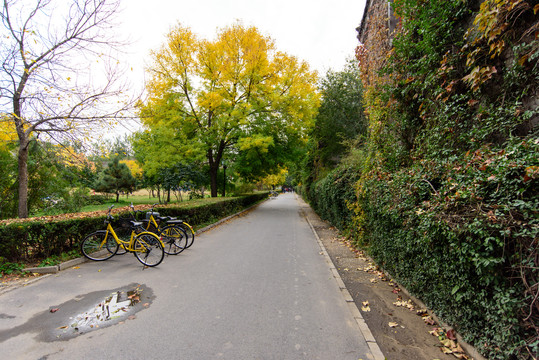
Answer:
[134, 203, 196, 251]
[81, 205, 165, 267]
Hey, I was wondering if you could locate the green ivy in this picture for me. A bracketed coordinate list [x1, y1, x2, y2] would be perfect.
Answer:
[0, 260, 25, 277]
[356, 137, 537, 359]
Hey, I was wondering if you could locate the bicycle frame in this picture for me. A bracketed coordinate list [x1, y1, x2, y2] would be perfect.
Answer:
[101, 211, 164, 252]
[103, 222, 140, 252]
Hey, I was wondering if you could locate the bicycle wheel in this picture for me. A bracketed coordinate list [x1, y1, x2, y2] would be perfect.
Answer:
[81, 231, 118, 261]
[160, 225, 188, 255]
[181, 223, 195, 249]
[133, 232, 164, 267]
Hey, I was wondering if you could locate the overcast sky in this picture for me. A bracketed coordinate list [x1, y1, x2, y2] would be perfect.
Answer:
[118, 0, 367, 86]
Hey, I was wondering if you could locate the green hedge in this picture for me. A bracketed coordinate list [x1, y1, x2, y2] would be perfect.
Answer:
[0, 193, 267, 262]
[307, 166, 359, 235]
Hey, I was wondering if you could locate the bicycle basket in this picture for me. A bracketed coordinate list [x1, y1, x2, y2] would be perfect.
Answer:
[114, 216, 135, 240]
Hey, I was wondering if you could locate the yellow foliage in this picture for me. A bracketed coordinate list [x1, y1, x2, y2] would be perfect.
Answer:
[141, 22, 320, 142]
[120, 159, 143, 179]
[262, 168, 288, 187]
[53, 145, 94, 171]
[0, 118, 18, 149]
[238, 135, 274, 153]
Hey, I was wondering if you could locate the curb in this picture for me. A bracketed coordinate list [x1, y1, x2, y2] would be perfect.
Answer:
[23, 257, 90, 275]
[303, 207, 487, 360]
[303, 212, 386, 360]
[23, 265, 58, 274]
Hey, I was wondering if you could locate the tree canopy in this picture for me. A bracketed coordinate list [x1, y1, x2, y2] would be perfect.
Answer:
[137, 23, 320, 196]
[309, 59, 367, 173]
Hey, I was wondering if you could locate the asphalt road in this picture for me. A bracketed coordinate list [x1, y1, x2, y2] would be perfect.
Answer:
[0, 193, 376, 359]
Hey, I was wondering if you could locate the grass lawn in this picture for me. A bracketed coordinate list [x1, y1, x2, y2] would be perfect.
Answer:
[80, 189, 213, 212]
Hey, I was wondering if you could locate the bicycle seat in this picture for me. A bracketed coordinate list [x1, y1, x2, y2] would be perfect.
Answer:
[158, 215, 177, 221]
[130, 221, 144, 227]
[165, 219, 183, 225]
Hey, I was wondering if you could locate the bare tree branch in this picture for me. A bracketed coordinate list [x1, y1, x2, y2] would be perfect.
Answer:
[0, 0, 138, 217]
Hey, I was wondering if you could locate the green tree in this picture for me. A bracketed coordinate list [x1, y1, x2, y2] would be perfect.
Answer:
[93, 157, 135, 202]
[139, 23, 320, 197]
[314, 59, 366, 169]
[302, 59, 367, 187]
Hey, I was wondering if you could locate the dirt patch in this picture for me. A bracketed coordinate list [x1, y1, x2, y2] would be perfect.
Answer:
[298, 197, 472, 360]
[0, 272, 46, 294]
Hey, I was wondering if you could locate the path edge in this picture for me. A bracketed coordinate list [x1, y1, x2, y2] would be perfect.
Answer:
[302, 208, 386, 360]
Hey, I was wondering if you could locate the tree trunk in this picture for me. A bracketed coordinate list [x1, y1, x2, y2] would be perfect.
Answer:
[210, 164, 219, 197]
[17, 141, 30, 218]
[208, 143, 225, 198]
[15, 72, 30, 218]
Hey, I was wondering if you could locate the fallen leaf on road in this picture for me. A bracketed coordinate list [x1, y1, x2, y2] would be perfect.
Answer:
[393, 299, 415, 310]
[429, 328, 469, 359]
[441, 346, 453, 354]
[423, 316, 436, 325]
[361, 301, 371, 312]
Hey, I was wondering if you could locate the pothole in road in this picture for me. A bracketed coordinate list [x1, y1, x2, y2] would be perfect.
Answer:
[52, 284, 147, 340]
[0, 283, 154, 343]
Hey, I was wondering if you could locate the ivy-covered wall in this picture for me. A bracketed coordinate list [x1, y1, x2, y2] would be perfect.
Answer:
[304, 1, 538, 359]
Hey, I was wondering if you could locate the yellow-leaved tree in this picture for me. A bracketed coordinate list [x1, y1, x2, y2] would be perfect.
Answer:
[120, 159, 143, 182]
[138, 23, 320, 197]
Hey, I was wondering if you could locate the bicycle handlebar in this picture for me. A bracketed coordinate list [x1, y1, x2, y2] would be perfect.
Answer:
[104, 205, 114, 223]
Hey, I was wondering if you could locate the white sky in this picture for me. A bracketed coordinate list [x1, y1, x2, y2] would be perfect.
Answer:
[118, 0, 367, 87]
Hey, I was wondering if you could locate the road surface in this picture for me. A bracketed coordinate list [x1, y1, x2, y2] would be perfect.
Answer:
[0, 193, 377, 359]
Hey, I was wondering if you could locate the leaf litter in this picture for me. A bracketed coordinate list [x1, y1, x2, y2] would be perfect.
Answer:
[333, 231, 472, 359]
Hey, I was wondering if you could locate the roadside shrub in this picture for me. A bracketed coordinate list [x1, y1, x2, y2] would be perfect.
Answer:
[308, 166, 360, 236]
[0, 193, 267, 263]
